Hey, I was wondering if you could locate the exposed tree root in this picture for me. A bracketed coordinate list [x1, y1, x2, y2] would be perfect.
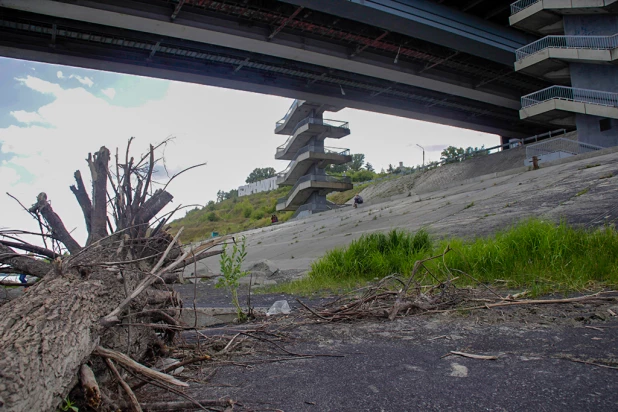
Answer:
[0, 141, 225, 411]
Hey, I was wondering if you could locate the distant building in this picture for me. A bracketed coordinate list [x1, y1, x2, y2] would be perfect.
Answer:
[238, 176, 278, 197]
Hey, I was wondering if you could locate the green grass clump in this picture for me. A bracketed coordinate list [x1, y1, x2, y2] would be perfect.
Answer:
[441, 220, 618, 294]
[268, 220, 618, 296]
[272, 230, 431, 294]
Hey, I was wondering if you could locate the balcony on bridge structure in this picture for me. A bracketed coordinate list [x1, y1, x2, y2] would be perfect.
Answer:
[276, 175, 353, 212]
[520, 86, 618, 126]
[510, 0, 618, 34]
[276, 147, 352, 187]
[515, 34, 618, 82]
[275, 118, 351, 161]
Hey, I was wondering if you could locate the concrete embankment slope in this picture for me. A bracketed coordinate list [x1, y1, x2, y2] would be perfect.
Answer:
[356, 142, 530, 203]
[193, 146, 618, 276]
[356, 132, 579, 204]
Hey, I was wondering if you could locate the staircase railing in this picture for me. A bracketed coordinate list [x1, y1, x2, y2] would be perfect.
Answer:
[511, 0, 541, 15]
[516, 34, 618, 60]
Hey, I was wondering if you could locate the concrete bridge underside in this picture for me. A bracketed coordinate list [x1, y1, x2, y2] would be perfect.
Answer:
[0, 0, 556, 138]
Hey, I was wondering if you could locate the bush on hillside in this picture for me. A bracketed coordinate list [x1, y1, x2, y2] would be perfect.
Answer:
[348, 169, 377, 182]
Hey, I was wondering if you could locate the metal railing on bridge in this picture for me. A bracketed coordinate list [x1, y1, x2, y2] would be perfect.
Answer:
[516, 34, 618, 60]
[526, 138, 603, 159]
[277, 175, 352, 205]
[521, 86, 618, 109]
[510, 0, 541, 15]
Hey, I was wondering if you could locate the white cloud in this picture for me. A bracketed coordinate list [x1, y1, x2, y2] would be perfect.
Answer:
[10, 110, 47, 124]
[16, 75, 63, 95]
[70, 75, 94, 87]
[56, 71, 94, 87]
[101, 88, 116, 99]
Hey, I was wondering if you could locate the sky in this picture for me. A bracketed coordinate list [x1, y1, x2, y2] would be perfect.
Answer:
[0, 56, 499, 245]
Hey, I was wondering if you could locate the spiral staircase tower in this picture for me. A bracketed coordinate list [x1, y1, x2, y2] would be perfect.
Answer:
[274, 100, 353, 218]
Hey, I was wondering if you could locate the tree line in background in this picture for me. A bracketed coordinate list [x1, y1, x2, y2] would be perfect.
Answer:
[214, 145, 487, 206]
[245, 167, 276, 183]
[440, 145, 487, 163]
[325, 153, 382, 182]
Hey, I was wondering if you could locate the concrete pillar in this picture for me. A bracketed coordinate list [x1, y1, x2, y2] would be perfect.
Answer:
[564, 15, 618, 146]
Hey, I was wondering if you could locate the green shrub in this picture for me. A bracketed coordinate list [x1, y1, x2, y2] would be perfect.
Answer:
[270, 221, 618, 296]
[206, 212, 218, 222]
[348, 169, 377, 182]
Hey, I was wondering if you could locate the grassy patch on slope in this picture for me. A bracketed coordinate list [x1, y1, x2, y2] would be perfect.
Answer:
[268, 220, 618, 296]
[170, 187, 293, 243]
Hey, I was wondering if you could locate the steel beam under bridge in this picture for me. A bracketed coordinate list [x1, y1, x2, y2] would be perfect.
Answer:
[279, 0, 538, 66]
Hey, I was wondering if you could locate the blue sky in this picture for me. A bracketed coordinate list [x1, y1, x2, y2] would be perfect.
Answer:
[0, 56, 499, 243]
[0, 58, 169, 127]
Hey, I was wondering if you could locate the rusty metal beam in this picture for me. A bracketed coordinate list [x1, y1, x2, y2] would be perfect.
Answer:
[268, 6, 303, 40]
[171, 0, 185, 20]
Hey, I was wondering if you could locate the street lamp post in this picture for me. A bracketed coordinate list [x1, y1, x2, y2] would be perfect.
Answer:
[416, 144, 425, 167]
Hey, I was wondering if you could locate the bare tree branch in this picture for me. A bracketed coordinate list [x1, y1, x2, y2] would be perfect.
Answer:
[70, 170, 93, 234]
[162, 163, 207, 192]
[28, 193, 82, 254]
[0, 240, 59, 259]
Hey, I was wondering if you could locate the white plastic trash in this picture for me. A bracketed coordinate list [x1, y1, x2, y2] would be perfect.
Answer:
[266, 300, 291, 316]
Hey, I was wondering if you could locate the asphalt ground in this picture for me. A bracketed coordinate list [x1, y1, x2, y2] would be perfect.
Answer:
[148, 299, 618, 411]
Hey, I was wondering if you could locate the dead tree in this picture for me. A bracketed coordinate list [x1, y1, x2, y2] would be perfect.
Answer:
[0, 142, 216, 411]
